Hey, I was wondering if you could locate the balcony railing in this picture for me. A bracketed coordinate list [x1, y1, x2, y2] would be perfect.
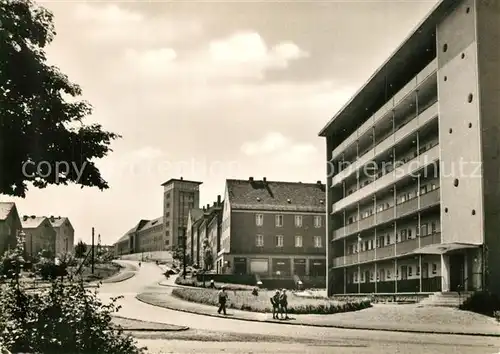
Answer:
[331, 232, 442, 268]
[332, 102, 438, 187]
[332, 188, 440, 241]
[330, 59, 437, 160]
[332, 144, 440, 214]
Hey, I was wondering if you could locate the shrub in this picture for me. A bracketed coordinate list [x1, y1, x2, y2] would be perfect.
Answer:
[171, 287, 371, 315]
[35, 259, 68, 280]
[459, 291, 500, 317]
[0, 240, 145, 354]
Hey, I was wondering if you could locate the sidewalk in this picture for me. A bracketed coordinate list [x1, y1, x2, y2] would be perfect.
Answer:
[136, 283, 500, 337]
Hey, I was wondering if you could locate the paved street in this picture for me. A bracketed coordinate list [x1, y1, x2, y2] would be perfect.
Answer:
[100, 261, 500, 353]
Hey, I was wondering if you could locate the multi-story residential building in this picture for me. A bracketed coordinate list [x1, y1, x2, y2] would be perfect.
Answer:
[48, 216, 74, 255]
[207, 197, 223, 271]
[161, 177, 202, 250]
[137, 217, 163, 252]
[21, 215, 56, 258]
[186, 208, 203, 265]
[217, 178, 326, 278]
[0, 202, 21, 255]
[319, 0, 500, 296]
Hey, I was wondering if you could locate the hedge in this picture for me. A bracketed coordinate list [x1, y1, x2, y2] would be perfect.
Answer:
[174, 277, 255, 290]
[171, 287, 371, 315]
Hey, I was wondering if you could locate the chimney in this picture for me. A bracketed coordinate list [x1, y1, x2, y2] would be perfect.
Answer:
[317, 180, 322, 185]
[23, 215, 28, 221]
[217, 195, 221, 205]
[202, 206, 206, 212]
[213, 202, 216, 207]
[207, 204, 210, 210]
[263, 177, 266, 182]
[31, 215, 35, 219]
[180, 177, 183, 180]
[249, 177, 254, 182]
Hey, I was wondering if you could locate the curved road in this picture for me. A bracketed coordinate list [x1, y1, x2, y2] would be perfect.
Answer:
[99, 261, 500, 353]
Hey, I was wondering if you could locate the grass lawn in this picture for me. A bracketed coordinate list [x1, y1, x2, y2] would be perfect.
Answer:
[76, 262, 122, 281]
[171, 287, 371, 315]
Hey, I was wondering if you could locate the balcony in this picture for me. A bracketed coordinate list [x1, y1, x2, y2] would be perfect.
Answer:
[359, 249, 376, 262]
[396, 238, 419, 255]
[331, 188, 440, 241]
[330, 59, 437, 161]
[377, 244, 395, 259]
[332, 145, 440, 213]
[420, 232, 442, 247]
[332, 102, 438, 187]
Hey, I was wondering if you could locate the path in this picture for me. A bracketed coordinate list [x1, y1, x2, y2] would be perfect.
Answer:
[98, 261, 500, 353]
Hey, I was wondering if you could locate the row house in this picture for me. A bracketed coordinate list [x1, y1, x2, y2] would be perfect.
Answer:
[21, 215, 56, 258]
[48, 216, 75, 255]
[319, 0, 500, 295]
[217, 178, 326, 279]
[0, 202, 21, 255]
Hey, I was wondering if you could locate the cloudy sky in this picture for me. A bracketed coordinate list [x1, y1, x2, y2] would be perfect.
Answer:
[2, 0, 437, 246]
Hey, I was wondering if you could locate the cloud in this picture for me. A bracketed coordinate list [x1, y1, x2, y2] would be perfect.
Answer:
[71, 3, 202, 46]
[119, 31, 309, 82]
[241, 132, 318, 166]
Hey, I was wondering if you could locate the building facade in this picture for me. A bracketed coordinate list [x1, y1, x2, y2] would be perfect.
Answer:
[48, 216, 74, 255]
[162, 178, 202, 250]
[137, 217, 163, 252]
[216, 178, 326, 278]
[186, 208, 203, 266]
[21, 216, 56, 258]
[319, 0, 500, 296]
[0, 202, 21, 255]
[114, 219, 149, 256]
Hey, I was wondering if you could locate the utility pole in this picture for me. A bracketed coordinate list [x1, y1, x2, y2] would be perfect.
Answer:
[91, 227, 95, 274]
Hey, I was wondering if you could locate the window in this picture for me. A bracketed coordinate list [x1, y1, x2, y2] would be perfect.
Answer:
[166, 203, 170, 208]
[431, 222, 437, 233]
[313, 236, 322, 248]
[408, 229, 412, 239]
[295, 235, 303, 247]
[275, 235, 284, 247]
[387, 269, 391, 279]
[432, 263, 437, 274]
[420, 185, 428, 195]
[421, 224, 428, 236]
[295, 215, 302, 227]
[314, 216, 322, 228]
[275, 215, 283, 227]
[166, 193, 171, 199]
[416, 266, 420, 276]
[256, 234, 264, 247]
[400, 229, 407, 242]
[408, 266, 413, 276]
[354, 272, 358, 282]
[386, 235, 390, 245]
[255, 214, 263, 226]
[431, 183, 437, 190]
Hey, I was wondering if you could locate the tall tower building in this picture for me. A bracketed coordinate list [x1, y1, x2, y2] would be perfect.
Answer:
[161, 178, 202, 249]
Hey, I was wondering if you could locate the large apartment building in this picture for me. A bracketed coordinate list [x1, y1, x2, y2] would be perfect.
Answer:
[162, 178, 201, 249]
[217, 178, 326, 278]
[319, 0, 500, 296]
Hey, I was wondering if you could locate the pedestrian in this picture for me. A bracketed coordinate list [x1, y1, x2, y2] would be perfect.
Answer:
[138, 261, 141, 267]
[209, 279, 215, 288]
[217, 286, 228, 315]
[279, 289, 289, 320]
[270, 290, 280, 319]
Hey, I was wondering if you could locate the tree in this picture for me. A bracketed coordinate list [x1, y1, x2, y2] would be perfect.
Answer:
[0, 0, 121, 197]
[171, 245, 184, 263]
[0, 237, 145, 353]
[74, 240, 87, 258]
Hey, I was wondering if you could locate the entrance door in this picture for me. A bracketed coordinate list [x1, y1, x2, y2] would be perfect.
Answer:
[234, 258, 247, 275]
[401, 266, 408, 280]
[364, 270, 370, 283]
[449, 254, 465, 291]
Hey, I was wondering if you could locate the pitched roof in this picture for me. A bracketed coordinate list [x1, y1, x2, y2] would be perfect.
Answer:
[0, 202, 15, 221]
[189, 208, 204, 222]
[48, 216, 70, 228]
[116, 219, 149, 244]
[21, 216, 48, 229]
[226, 179, 326, 212]
[138, 216, 163, 232]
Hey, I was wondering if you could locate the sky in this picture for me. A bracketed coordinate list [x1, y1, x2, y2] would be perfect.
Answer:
[1, 0, 437, 246]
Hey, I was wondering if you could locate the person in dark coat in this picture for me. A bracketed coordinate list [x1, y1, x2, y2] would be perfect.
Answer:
[279, 289, 289, 320]
[270, 290, 280, 319]
[217, 286, 228, 315]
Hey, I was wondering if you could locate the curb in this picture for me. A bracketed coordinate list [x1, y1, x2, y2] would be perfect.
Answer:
[112, 315, 189, 332]
[135, 295, 500, 338]
[101, 272, 136, 284]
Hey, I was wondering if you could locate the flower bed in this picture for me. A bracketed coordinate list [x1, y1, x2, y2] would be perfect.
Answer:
[171, 287, 371, 315]
[174, 277, 255, 291]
